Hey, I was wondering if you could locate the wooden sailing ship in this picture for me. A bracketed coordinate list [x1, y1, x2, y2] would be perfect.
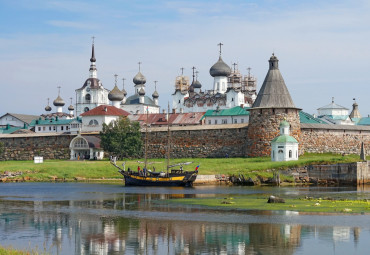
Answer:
[111, 107, 198, 187]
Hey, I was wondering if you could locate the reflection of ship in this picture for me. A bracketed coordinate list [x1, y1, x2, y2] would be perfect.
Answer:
[111, 107, 198, 187]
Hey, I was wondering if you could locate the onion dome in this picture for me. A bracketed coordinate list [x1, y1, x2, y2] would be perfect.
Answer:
[133, 71, 146, 85]
[68, 104, 74, 111]
[189, 84, 194, 93]
[152, 90, 159, 98]
[193, 79, 202, 89]
[280, 120, 289, 127]
[138, 87, 145, 96]
[53, 95, 65, 107]
[108, 85, 124, 101]
[210, 56, 232, 77]
[122, 88, 127, 97]
[45, 105, 52, 112]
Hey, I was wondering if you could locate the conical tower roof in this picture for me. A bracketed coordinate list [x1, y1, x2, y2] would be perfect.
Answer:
[349, 101, 361, 119]
[252, 54, 298, 109]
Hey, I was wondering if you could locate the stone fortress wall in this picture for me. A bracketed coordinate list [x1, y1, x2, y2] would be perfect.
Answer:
[0, 123, 369, 161]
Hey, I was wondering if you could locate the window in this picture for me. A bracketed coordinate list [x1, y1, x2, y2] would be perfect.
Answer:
[217, 82, 220, 91]
[61, 126, 64, 131]
[38, 127, 41, 131]
[73, 138, 88, 148]
[234, 119, 237, 124]
[84, 107, 89, 112]
[208, 120, 211, 125]
[89, 119, 99, 126]
[85, 94, 91, 102]
[53, 126, 56, 131]
[289, 150, 292, 158]
[222, 82, 225, 91]
[215, 120, 218, 124]
[43, 127, 45, 131]
[179, 100, 181, 103]
[222, 119, 227, 124]
[241, 119, 244, 123]
[49, 126, 51, 131]
[66, 126, 69, 130]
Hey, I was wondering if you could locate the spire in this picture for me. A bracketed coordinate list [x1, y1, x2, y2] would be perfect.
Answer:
[90, 36, 96, 62]
[89, 37, 97, 78]
[121, 77, 127, 96]
[45, 98, 52, 112]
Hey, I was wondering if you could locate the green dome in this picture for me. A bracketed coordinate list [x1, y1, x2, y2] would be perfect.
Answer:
[271, 135, 298, 143]
[280, 120, 289, 127]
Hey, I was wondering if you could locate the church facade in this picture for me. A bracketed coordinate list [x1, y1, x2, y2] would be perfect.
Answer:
[172, 45, 257, 113]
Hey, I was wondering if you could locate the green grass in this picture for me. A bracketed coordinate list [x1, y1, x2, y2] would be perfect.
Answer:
[171, 195, 370, 214]
[0, 245, 49, 255]
[0, 153, 365, 182]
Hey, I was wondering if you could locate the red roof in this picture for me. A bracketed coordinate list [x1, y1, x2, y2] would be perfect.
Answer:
[128, 112, 205, 126]
[80, 105, 130, 117]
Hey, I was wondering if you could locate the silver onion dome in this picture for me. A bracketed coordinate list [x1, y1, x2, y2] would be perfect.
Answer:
[209, 56, 232, 77]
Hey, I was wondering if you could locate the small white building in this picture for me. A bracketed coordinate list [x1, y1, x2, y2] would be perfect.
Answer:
[69, 134, 104, 160]
[79, 105, 130, 132]
[317, 98, 353, 125]
[271, 120, 299, 161]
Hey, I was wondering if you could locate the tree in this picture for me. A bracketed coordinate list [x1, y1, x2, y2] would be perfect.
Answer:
[100, 117, 143, 158]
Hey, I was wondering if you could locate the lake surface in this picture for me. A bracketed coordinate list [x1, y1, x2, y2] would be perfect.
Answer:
[1, 183, 370, 255]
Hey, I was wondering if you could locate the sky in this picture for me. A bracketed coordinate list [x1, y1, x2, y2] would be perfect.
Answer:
[0, 0, 369, 117]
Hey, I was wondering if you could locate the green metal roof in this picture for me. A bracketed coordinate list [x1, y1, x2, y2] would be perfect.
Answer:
[0, 126, 23, 134]
[299, 111, 327, 124]
[357, 117, 370, 126]
[29, 118, 80, 127]
[203, 106, 250, 118]
[271, 135, 298, 143]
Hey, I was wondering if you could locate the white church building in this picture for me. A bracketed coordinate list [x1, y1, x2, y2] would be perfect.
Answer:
[172, 44, 257, 113]
[271, 120, 299, 162]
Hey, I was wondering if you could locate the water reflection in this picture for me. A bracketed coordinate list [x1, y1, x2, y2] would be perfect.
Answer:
[0, 183, 369, 255]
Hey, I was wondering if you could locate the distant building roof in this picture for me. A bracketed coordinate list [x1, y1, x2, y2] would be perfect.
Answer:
[128, 112, 205, 126]
[41, 112, 74, 119]
[0, 125, 24, 134]
[29, 118, 80, 126]
[203, 106, 250, 118]
[357, 117, 370, 126]
[83, 135, 101, 148]
[299, 111, 327, 124]
[0, 113, 40, 125]
[80, 105, 130, 117]
[317, 101, 348, 110]
[124, 94, 158, 107]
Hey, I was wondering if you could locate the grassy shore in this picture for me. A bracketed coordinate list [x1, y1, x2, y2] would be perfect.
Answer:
[0, 153, 366, 182]
[170, 195, 370, 214]
[0, 245, 49, 255]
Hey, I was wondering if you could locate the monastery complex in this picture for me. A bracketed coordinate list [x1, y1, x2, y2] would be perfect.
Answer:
[0, 42, 369, 161]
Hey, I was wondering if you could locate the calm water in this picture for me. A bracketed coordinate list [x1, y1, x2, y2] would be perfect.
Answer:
[1, 183, 370, 255]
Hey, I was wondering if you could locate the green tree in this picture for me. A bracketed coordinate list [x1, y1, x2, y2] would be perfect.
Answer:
[100, 117, 143, 158]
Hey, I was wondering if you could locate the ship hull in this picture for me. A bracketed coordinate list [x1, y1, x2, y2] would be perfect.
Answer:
[121, 172, 197, 187]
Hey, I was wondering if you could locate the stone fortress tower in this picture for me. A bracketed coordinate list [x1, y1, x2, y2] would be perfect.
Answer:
[247, 54, 301, 157]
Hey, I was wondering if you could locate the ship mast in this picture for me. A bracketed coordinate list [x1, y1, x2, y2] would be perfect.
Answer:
[144, 106, 148, 170]
[166, 103, 171, 175]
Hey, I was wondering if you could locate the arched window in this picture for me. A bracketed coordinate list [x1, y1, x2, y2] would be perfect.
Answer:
[289, 150, 292, 158]
[89, 119, 99, 126]
[85, 94, 91, 102]
[73, 138, 88, 148]
[84, 107, 89, 112]
[272, 150, 275, 159]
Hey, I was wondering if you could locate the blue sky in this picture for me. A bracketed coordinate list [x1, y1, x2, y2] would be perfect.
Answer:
[1, 0, 369, 116]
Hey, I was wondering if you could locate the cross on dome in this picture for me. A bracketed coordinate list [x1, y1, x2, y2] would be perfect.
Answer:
[218, 42, 223, 56]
